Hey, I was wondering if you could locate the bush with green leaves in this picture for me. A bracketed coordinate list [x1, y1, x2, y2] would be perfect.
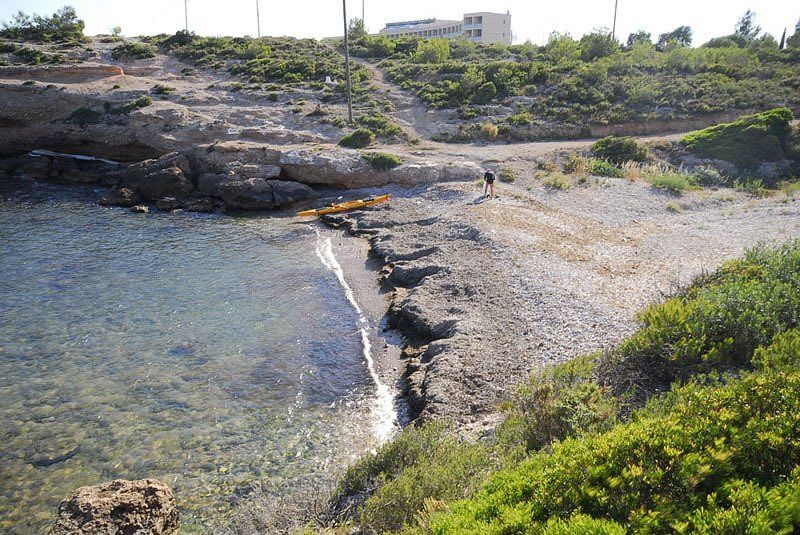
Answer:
[356, 112, 403, 139]
[324, 241, 800, 534]
[646, 170, 697, 193]
[682, 107, 795, 170]
[371, 29, 800, 138]
[361, 152, 402, 171]
[423, 369, 800, 533]
[0, 6, 85, 43]
[592, 135, 647, 164]
[588, 158, 623, 177]
[151, 32, 370, 92]
[111, 41, 156, 60]
[330, 421, 494, 533]
[412, 38, 450, 64]
[339, 128, 375, 148]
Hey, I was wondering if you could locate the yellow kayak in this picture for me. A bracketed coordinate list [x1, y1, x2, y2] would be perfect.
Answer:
[298, 194, 391, 217]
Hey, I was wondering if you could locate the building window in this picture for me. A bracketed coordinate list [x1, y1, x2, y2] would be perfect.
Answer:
[475, 16, 483, 24]
[474, 29, 482, 36]
[464, 17, 472, 24]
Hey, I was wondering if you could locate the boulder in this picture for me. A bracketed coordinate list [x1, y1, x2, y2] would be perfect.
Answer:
[130, 205, 149, 213]
[280, 148, 484, 188]
[196, 172, 230, 197]
[137, 167, 194, 200]
[215, 177, 276, 210]
[100, 187, 140, 207]
[123, 152, 195, 200]
[184, 197, 214, 213]
[270, 179, 317, 208]
[51, 478, 179, 535]
[198, 173, 316, 210]
[156, 197, 183, 211]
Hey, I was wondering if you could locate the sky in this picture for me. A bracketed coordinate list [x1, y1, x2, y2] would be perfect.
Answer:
[1, 0, 798, 46]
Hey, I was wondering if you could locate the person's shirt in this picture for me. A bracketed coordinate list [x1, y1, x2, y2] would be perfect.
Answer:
[484, 171, 495, 181]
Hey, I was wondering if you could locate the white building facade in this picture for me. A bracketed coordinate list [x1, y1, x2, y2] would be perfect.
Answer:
[380, 11, 512, 45]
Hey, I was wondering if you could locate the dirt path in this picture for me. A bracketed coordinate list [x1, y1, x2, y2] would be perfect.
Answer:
[348, 56, 455, 140]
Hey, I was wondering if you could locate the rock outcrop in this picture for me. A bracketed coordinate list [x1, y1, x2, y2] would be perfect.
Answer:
[51, 479, 179, 535]
[122, 152, 195, 200]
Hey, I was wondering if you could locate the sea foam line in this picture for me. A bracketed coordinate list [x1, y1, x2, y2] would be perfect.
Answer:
[315, 231, 396, 443]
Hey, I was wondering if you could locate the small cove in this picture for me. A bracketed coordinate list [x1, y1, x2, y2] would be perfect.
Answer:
[0, 178, 396, 532]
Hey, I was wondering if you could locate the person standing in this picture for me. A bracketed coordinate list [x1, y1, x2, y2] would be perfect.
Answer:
[483, 169, 496, 199]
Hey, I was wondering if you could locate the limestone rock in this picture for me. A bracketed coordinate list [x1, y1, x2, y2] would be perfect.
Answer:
[123, 152, 195, 200]
[51, 478, 179, 535]
[184, 197, 214, 213]
[196, 173, 229, 197]
[156, 197, 183, 211]
[216, 177, 276, 210]
[137, 167, 194, 200]
[100, 187, 140, 207]
[198, 173, 316, 210]
[270, 180, 318, 208]
[280, 148, 484, 188]
[130, 205, 149, 213]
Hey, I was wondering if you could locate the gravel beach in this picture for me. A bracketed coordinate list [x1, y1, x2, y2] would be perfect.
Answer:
[323, 178, 800, 431]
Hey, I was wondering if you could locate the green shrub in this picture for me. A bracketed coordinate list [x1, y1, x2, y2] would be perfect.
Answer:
[543, 173, 572, 190]
[0, 6, 85, 43]
[598, 240, 800, 402]
[361, 152, 402, 171]
[588, 158, 623, 177]
[424, 371, 800, 533]
[412, 39, 450, 64]
[111, 95, 152, 114]
[339, 128, 375, 148]
[592, 136, 648, 164]
[682, 108, 794, 169]
[666, 201, 683, 212]
[333, 422, 493, 534]
[111, 41, 155, 60]
[151, 83, 174, 95]
[474, 81, 497, 104]
[498, 354, 617, 454]
[356, 112, 403, 138]
[647, 170, 696, 193]
[508, 111, 532, 126]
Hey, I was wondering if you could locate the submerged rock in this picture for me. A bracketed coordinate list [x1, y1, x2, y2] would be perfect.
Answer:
[100, 187, 140, 207]
[130, 205, 149, 214]
[51, 478, 179, 535]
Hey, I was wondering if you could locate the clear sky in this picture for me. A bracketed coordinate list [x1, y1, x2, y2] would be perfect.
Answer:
[1, 0, 798, 46]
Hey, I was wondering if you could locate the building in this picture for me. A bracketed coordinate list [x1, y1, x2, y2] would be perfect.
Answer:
[379, 11, 511, 45]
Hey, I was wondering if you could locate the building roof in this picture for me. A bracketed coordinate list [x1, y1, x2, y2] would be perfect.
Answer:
[383, 18, 461, 31]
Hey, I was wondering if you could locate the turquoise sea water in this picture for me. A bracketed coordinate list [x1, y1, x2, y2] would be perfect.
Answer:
[0, 178, 384, 532]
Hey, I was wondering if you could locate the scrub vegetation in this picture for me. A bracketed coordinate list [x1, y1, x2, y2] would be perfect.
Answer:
[349, 14, 800, 143]
[316, 241, 800, 533]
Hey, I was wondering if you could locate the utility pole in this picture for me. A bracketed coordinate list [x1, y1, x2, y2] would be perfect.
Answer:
[611, 0, 619, 39]
[362, 0, 365, 25]
[184, 0, 188, 32]
[256, 0, 261, 38]
[342, 0, 354, 125]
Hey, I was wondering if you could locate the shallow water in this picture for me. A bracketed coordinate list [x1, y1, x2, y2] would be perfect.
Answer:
[0, 178, 389, 532]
